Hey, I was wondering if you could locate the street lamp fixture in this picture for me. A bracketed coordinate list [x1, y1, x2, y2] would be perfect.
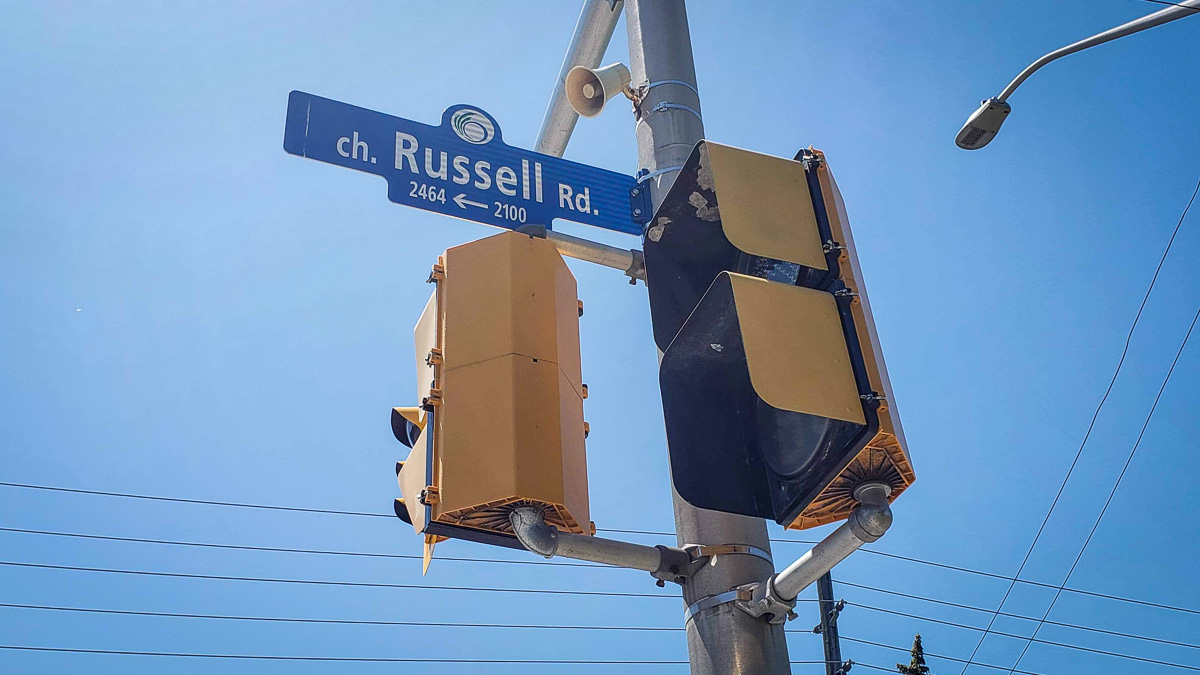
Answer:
[956, 0, 1200, 150]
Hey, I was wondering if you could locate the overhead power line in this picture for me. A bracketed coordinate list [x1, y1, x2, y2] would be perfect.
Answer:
[4, 556, 1194, 671]
[0, 481, 389, 518]
[5, 598, 1197, 670]
[3, 498, 1198, 617]
[852, 601, 1200, 669]
[6, 523, 1194, 650]
[1004, 307, 1200, 674]
[0, 526, 607, 570]
[957, 172, 1200, 674]
[0, 645, 685, 664]
[1138, 0, 1200, 10]
[852, 600, 1199, 651]
[7, 483, 1194, 617]
[836, 577, 1200, 619]
[0, 560, 678, 600]
[0, 602, 683, 632]
[6, 523, 1197, 620]
[844, 636, 1047, 675]
[0, 644, 835, 666]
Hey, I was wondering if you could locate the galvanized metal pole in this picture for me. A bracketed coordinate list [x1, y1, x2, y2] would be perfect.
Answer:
[816, 573, 842, 675]
[534, 0, 624, 158]
[531, 1, 647, 281]
[625, 2, 791, 673]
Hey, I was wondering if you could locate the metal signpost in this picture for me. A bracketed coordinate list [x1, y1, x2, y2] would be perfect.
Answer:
[283, 91, 647, 235]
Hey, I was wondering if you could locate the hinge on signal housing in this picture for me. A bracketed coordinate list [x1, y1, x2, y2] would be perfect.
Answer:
[421, 385, 443, 411]
[419, 485, 440, 506]
[427, 259, 446, 283]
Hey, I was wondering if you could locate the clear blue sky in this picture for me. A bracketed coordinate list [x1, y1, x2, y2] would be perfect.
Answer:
[2, 1, 1198, 673]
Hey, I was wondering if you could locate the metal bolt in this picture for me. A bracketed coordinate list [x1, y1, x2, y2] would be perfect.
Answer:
[633, 208, 643, 217]
[631, 187, 640, 196]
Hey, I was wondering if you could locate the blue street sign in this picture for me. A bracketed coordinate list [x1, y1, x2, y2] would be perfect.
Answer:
[283, 91, 646, 236]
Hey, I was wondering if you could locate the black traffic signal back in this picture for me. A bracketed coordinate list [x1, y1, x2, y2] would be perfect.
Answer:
[646, 142, 914, 530]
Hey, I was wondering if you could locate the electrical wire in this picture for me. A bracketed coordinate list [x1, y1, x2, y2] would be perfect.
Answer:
[7, 525, 1196, 654]
[3, 553, 1195, 670]
[850, 600, 1200, 668]
[4, 586, 1196, 675]
[957, 172, 1200, 674]
[0, 602, 684, 631]
[1004, 308, 1200, 673]
[4, 507, 1199, 616]
[0, 560, 679, 600]
[837, 581, 1200, 653]
[1138, 0, 1200, 10]
[0, 526, 610, 570]
[5, 598, 1195, 670]
[0, 645, 686, 664]
[837, 577, 1200, 624]
[844, 636, 1046, 675]
[0, 481, 390, 518]
[0, 645, 837, 666]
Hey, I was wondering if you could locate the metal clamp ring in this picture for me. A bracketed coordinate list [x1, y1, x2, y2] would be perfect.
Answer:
[636, 102, 703, 126]
[687, 544, 774, 566]
[636, 164, 684, 184]
[641, 79, 700, 97]
[683, 590, 743, 625]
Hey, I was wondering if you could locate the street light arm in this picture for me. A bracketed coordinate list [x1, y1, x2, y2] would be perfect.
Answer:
[958, 0, 1199, 150]
[996, 0, 1200, 102]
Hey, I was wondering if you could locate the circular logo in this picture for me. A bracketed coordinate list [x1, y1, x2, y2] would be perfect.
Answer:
[450, 109, 495, 145]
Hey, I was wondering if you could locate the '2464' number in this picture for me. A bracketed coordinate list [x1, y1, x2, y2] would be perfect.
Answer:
[409, 182, 445, 204]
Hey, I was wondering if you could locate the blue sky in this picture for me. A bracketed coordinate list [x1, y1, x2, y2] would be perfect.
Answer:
[1, 1, 1198, 673]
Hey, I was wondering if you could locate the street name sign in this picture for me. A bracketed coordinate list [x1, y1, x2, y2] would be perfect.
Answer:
[283, 91, 646, 235]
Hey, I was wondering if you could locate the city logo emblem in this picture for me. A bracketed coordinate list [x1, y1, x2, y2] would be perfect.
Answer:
[451, 109, 495, 145]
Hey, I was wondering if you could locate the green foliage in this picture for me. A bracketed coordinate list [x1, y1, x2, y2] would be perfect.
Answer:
[897, 634, 930, 675]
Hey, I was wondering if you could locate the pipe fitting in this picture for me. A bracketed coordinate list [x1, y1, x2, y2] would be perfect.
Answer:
[847, 482, 893, 544]
[847, 503, 892, 543]
[741, 481, 898, 612]
[653, 544, 698, 584]
[510, 507, 559, 558]
[733, 577, 797, 625]
[509, 506, 694, 579]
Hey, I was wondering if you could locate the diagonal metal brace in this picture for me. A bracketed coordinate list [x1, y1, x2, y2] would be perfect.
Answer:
[735, 483, 893, 624]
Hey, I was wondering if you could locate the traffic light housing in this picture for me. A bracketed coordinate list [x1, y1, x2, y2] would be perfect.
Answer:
[649, 142, 914, 530]
[393, 231, 592, 560]
[643, 141, 839, 352]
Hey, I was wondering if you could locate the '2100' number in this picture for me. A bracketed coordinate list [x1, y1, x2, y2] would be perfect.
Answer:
[494, 202, 526, 224]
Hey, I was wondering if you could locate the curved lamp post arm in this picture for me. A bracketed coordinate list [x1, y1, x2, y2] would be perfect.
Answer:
[998, 0, 1200, 101]
[957, 0, 1200, 150]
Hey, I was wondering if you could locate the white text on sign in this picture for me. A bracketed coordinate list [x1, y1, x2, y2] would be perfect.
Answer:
[390, 132, 601, 216]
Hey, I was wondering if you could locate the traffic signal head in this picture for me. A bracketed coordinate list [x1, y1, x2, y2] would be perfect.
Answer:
[649, 142, 914, 529]
[643, 141, 840, 352]
[661, 272, 873, 525]
[391, 407, 423, 448]
[392, 231, 592, 557]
